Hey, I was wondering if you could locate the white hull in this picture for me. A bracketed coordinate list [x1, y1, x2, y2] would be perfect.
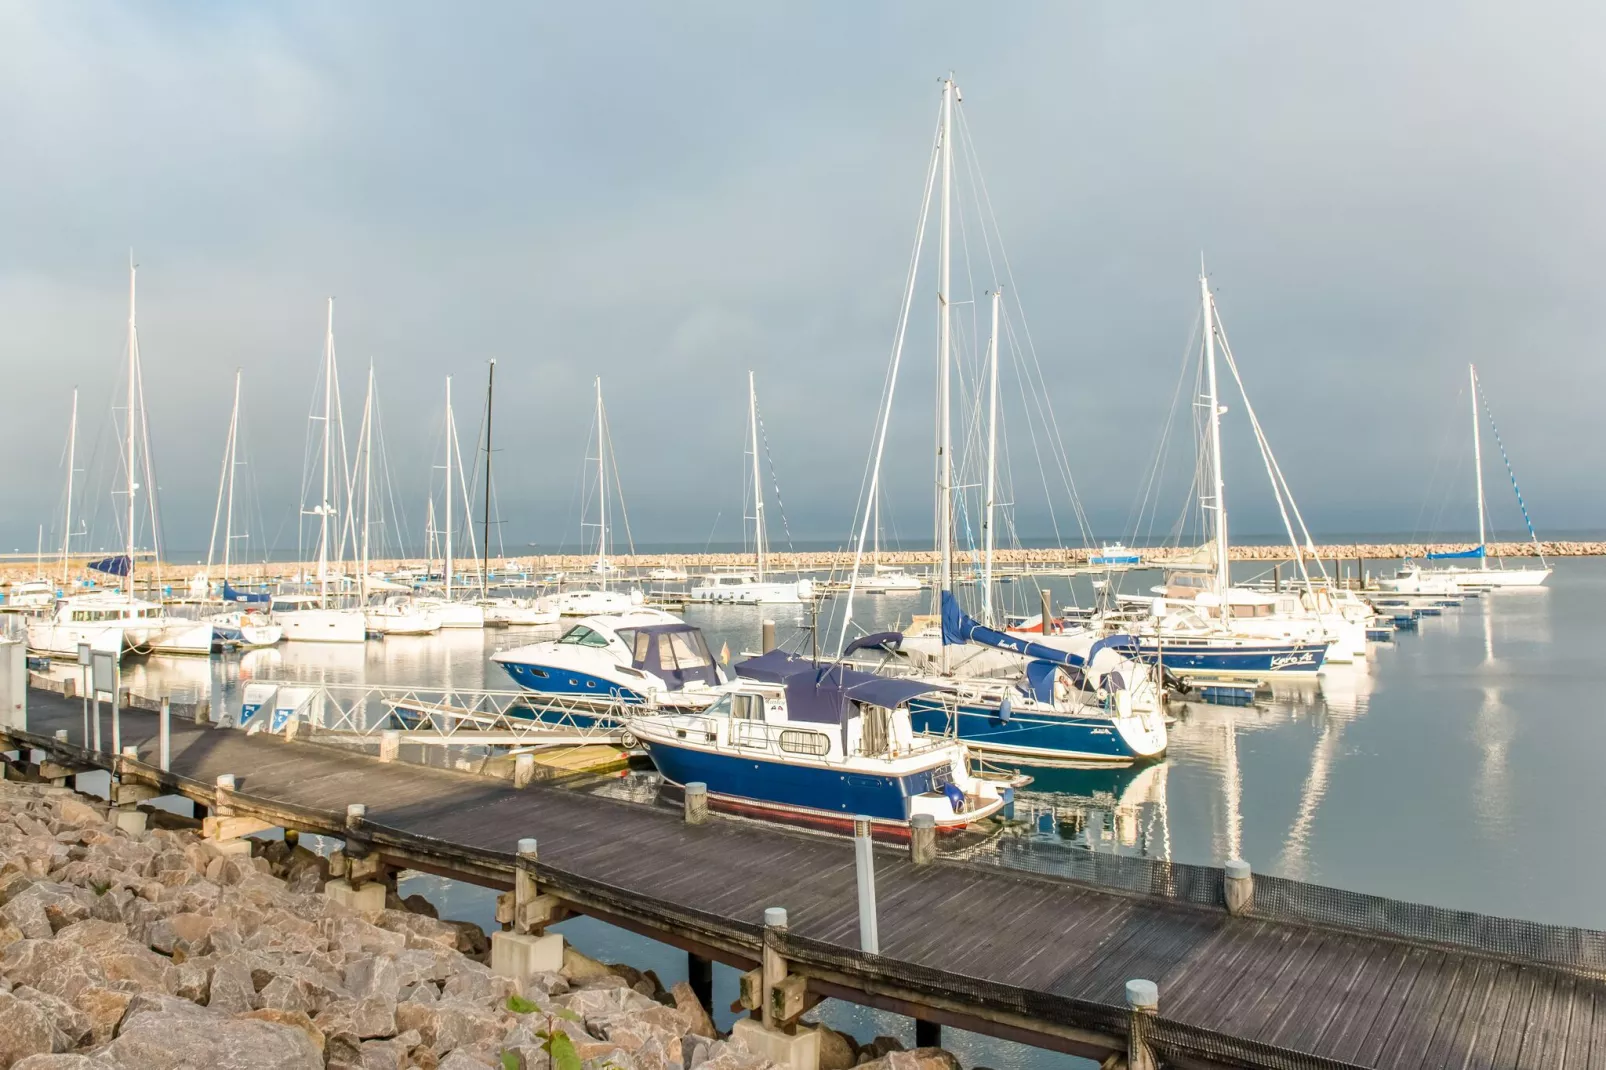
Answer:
[546, 590, 640, 616]
[689, 579, 812, 605]
[149, 620, 214, 656]
[423, 601, 485, 629]
[1445, 567, 1551, 589]
[280, 608, 367, 644]
[481, 600, 560, 626]
[28, 621, 142, 658]
[366, 608, 441, 636]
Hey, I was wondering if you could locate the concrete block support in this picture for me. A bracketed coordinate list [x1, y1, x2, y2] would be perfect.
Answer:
[1224, 858, 1254, 916]
[112, 807, 147, 835]
[909, 813, 936, 865]
[1125, 979, 1159, 1070]
[685, 782, 708, 824]
[731, 1019, 820, 1070]
[490, 930, 564, 979]
[324, 878, 386, 913]
[513, 752, 535, 788]
[379, 730, 400, 763]
[762, 906, 789, 1028]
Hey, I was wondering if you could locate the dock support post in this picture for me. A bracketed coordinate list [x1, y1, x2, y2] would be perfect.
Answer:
[193, 700, 209, 726]
[685, 781, 708, 824]
[762, 620, 776, 654]
[325, 803, 387, 911]
[914, 1019, 941, 1049]
[762, 906, 788, 1028]
[110, 687, 120, 758]
[1224, 858, 1254, 915]
[688, 952, 713, 1014]
[214, 774, 236, 816]
[158, 698, 170, 772]
[853, 817, 879, 954]
[909, 813, 935, 865]
[78, 645, 90, 745]
[379, 730, 399, 763]
[1040, 590, 1053, 635]
[491, 837, 564, 979]
[513, 752, 534, 788]
[1125, 979, 1158, 1070]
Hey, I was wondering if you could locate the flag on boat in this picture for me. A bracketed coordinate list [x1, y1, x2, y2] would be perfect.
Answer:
[88, 555, 131, 577]
[719, 641, 730, 664]
[1425, 546, 1485, 560]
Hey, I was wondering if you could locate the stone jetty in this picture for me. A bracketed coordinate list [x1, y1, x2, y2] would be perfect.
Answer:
[0, 780, 960, 1070]
[3, 539, 1589, 590]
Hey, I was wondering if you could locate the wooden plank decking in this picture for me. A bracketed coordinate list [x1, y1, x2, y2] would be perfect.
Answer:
[6, 688, 1603, 1070]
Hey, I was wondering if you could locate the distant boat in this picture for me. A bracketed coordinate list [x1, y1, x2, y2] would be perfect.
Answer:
[688, 373, 812, 606]
[1090, 543, 1142, 567]
[1417, 365, 1551, 589]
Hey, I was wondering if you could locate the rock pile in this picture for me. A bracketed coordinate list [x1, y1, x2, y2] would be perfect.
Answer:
[0, 780, 960, 1070]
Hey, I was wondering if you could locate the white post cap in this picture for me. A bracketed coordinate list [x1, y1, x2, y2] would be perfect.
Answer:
[764, 906, 788, 929]
[1126, 978, 1159, 1011]
[1225, 858, 1252, 880]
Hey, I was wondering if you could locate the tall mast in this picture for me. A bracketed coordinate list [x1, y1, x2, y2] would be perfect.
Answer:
[595, 377, 608, 588]
[482, 360, 495, 598]
[60, 388, 77, 587]
[360, 363, 374, 602]
[445, 375, 454, 600]
[983, 287, 1000, 627]
[318, 298, 333, 608]
[748, 371, 766, 582]
[223, 369, 241, 588]
[125, 258, 138, 604]
[934, 74, 955, 625]
[1470, 363, 1487, 570]
[1201, 267, 1230, 607]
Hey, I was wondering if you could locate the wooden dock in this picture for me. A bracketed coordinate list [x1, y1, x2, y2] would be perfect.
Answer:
[4, 686, 1603, 1070]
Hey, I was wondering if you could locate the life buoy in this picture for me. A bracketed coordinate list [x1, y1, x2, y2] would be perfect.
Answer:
[1054, 670, 1073, 705]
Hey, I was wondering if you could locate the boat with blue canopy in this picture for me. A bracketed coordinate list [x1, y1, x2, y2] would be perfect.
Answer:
[631, 650, 1010, 834]
[492, 609, 729, 707]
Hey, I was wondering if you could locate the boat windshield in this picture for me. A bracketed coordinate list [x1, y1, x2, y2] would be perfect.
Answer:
[703, 694, 734, 717]
[662, 629, 712, 668]
[557, 626, 612, 648]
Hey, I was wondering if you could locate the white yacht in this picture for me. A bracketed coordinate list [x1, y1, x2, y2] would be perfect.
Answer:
[543, 587, 641, 617]
[2, 580, 56, 612]
[688, 572, 813, 605]
[365, 596, 441, 636]
[478, 597, 560, 627]
[854, 565, 925, 593]
[493, 609, 727, 706]
[270, 594, 366, 644]
[29, 592, 213, 658]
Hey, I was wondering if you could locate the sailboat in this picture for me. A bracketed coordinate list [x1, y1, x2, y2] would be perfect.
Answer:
[4, 395, 79, 614]
[275, 299, 366, 643]
[410, 375, 486, 628]
[29, 260, 212, 658]
[833, 77, 1165, 762]
[689, 372, 813, 605]
[473, 361, 558, 627]
[543, 378, 639, 617]
[1414, 365, 1551, 589]
[204, 370, 281, 648]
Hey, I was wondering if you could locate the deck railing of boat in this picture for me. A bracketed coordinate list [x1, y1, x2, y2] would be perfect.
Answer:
[662, 706, 961, 761]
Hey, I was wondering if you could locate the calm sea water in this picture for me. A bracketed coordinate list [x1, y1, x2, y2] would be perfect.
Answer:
[109, 557, 1606, 1069]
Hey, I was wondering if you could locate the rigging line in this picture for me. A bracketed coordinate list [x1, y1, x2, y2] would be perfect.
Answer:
[601, 400, 636, 556]
[1126, 309, 1203, 547]
[958, 107, 1094, 548]
[1211, 303, 1321, 589]
[1475, 377, 1545, 565]
[756, 402, 799, 559]
[836, 96, 943, 652]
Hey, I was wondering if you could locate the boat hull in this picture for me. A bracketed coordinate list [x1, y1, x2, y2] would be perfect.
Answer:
[638, 735, 994, 827]
[280, 609, 366, 644]
[496, 659, 648, 703]
[907, 699, 1165, 762]
[149, 620, 214, 656]
[1131, 640, 1327, 677]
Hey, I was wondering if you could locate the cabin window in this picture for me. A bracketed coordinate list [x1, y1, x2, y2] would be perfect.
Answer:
[619, 629, 651, 664]
[662, 631, 711, 669]
[558, 626, 610, 648]
[779, 730, 829, 757]
[731, 694, 761, 720]
[703, 694, 735, 718]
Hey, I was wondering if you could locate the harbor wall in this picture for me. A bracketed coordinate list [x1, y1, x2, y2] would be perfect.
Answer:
[1, 540, 1587, 586]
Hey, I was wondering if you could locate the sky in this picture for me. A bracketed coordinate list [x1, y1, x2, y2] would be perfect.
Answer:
[2, 2, 1603, 561]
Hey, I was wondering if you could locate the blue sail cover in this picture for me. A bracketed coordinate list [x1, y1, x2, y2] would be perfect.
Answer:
[1425, 546, 1485, 560]
[941, 590, 1090, 667]
[88, 555, 131, 577]
[223, 582, 270, 605]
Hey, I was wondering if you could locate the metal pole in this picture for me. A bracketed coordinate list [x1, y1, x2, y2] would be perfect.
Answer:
[91, 692, 101, 752]
[110, 686, 120, 758]
[761, 619, 776, 654]
[1040, 588, 1053, 636]
[158, 697, 171, 772]
[853, 815, 879, 954]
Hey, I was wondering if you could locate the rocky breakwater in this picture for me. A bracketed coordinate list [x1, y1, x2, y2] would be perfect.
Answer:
[0, 780, 965, 1070]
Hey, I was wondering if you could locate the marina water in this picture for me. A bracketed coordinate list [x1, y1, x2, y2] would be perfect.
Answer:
[108, 557, 1606, 1069]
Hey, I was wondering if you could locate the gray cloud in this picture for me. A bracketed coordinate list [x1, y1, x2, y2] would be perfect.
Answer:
[2, 2, 1600, 562]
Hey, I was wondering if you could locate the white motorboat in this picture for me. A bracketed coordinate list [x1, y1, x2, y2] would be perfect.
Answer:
[493, 609, 726, 705]
[1372, 562, 1464, 596]
[1, 580, 56, 612]
[478, 597, 560, 627]
[688, 573, 813, 605]
[410, 596, 485, 629]
[853, 566, 925, 593]
[28, 592, 213, 658]
[543, 587, 641, 617]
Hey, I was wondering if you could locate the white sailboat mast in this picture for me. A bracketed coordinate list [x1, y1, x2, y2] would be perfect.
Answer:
[983, 287, 1000, 627]
[445, 375, 454, 600]
[360, 363, 374, 602]
[318, 299, 333, 608]
[125, 260, 138, 605]
[748, 371, 766, 582]
[60, 388, 77, 587]
[1201, 269, 1230, 607]
[1470, 363, 1487, 570]
[595, 377, 608, 588]
[223, 369, 241, 587]
[934, 74, 955, 619]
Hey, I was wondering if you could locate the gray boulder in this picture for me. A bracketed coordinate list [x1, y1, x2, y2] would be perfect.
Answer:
[102, 1010, 324, 1069]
